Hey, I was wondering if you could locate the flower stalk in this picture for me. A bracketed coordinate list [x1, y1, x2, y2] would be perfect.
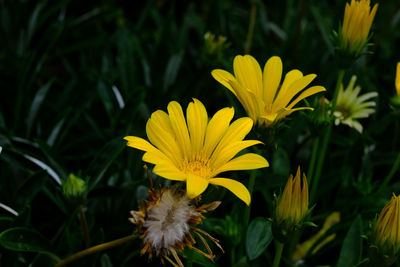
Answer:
[55, 234, 137, 267]
[272, 241, 284, 267]
[310, 69, 345, 202]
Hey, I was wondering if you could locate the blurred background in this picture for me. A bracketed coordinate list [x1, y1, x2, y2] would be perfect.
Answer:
[1, 0, 400, 266]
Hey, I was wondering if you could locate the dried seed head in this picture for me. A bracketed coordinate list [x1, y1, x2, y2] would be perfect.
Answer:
[129, 185, 223, 267]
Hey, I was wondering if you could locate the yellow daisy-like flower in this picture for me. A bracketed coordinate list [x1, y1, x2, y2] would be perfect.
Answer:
[370, 194, 400, 262]
[332, 75, 377, 133]
[124, 99, 269, 205]
[211, 55, 326, 127]
[339, 0, 378, 56]
[396, 62, 400, 97]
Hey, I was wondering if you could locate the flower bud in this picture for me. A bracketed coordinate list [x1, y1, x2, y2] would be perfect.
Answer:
[369, 194, 400, 266]
[62, 174, 87, 205]
[272, 167, 309, 243]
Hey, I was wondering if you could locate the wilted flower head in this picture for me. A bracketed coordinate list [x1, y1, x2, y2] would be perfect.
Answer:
[273, 167, 309, 242]
[211, 55, 326, 128]
[130, 184, 223, 266]
[124, 98, 268, 205]
[369, 194, 400, 266]
[331, 75, 377, 133]
[338, 0, 378, 58]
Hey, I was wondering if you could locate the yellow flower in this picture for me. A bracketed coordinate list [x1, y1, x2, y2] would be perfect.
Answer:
[124, 99, 269, 205]
[332, 75, 377, 133]
[396, 62, 400, 97]
[373, 194, 400, 254]
[339, 0, 378, 56]
[276, 167, 309, 225]
[211, 55, 326, 127]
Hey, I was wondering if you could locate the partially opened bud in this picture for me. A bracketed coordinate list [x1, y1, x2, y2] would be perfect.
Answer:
[336, 0, 378, 62]
[273, 167, 309, 243]
[369, 194, 400, 266]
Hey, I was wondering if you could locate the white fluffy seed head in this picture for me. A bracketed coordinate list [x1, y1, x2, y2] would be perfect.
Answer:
[143, 189, 199, 253]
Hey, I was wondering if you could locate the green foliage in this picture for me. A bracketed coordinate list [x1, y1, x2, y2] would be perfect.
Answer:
[246, 217, 272, 260]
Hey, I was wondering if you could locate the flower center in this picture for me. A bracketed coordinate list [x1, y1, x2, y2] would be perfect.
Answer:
[182, 155, 211, 179]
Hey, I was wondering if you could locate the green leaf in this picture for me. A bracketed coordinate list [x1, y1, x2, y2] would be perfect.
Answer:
[0, 227, 59, 261]
[337, 215, 363, 267]
[246, 217, 273, 260]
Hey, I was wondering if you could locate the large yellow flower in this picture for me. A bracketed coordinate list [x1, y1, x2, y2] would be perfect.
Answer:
[211, 55, 326, 127]
[124, 99, 269, 205]
[339, 0, 378, 56]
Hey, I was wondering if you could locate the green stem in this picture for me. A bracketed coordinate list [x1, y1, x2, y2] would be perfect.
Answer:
[307, 137, 320, 184]
[272, 241, 284, 267]
[79, 205, 90, 248]
[377, 151, 400, 193]
[55, 234, 137, 267]
[244, 170, 257, 226]
[244, 3, 257, 54]
[310, 69, 345, 202]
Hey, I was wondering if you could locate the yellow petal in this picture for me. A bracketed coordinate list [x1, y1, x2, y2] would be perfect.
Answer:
[287, 85, 326, 109]
[124, 136, 169, 162]
[210, 140, 263, 171]
[233, 55, 263, 98]
[203, 107, 234, 158]
[263, 56, 283, 106]
[278, 69, 303, 99]
[211, 117, 254, 159]
[228, 79, 258, 122]
[209, 178, 251, 205]
[187, 98, 208, 153]
[146, 116, 182, 166]
[186, 174, 209, 199]
[167, 101, 191, 158]
[212, 153, 268, 175]
[274, 74, 317, 110]
[152, 161, 187, 181]
[211, 69, 238, 96]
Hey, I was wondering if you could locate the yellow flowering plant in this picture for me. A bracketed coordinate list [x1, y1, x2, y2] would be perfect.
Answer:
[272, 167, 311, 243]
[336, 0, 378, 61]
[369, 194, 400, 266]
[211, 55, 326, 128]
[124, 98, 269, 205]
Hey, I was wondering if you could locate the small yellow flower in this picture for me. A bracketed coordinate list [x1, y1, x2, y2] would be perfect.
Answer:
[339, 0, 378, 56]
[211, 55, 326, 127]
[124, 99, 269, 205]
[332, 75, 377, 133]
[396, 62, 400, 97]
[373, 194, 400, 253]
[276, 167, 309, 225]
